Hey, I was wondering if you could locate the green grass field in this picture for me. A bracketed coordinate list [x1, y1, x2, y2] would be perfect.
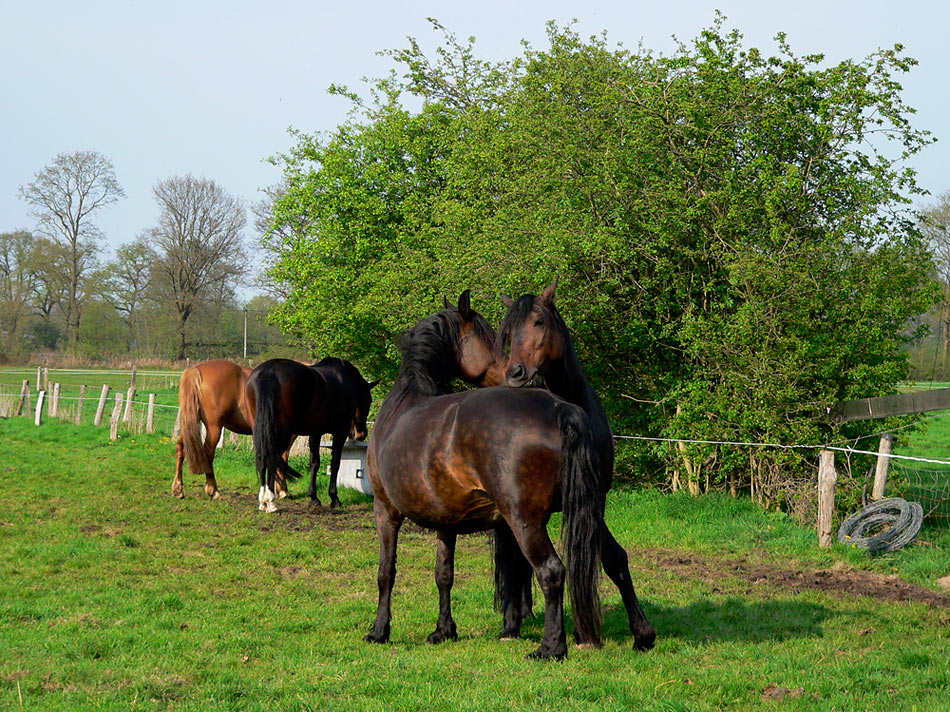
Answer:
[1, 416, 948, 711]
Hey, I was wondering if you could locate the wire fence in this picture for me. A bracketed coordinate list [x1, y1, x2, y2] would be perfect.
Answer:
[3, 367, 950, 526]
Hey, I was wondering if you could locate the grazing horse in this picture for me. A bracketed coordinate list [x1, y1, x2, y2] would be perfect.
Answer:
[173, 359, 254, 499]
[363, 291, 606, 660]
[245, 357, 376, 511]
[498, 280, 656, 651]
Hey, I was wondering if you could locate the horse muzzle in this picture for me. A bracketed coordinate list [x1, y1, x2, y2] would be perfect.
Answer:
[505, 363, 545, 389]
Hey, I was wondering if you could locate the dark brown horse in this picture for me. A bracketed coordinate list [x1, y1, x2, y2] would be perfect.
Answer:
[245, 357, 376, 511]
[498, 280, 656, 651]
[173, 359, 254, 499]
[364, 291, 606, 660]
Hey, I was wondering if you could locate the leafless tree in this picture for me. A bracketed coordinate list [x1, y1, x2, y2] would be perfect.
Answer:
[0, 230, 39, 352]
[18, 151, 124, 347]
[148, 175, 248, 359]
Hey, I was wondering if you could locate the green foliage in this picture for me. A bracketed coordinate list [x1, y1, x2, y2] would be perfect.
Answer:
[266, 17, 938, 501]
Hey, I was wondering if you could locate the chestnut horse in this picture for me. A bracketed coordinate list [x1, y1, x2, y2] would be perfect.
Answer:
[364, 291, 605, 660]
[245, 357, 376, 512]
[172, 359, 254, 499]
[498, 280, 656, 651]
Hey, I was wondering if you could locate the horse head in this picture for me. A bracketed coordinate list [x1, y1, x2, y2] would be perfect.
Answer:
[443, 290, 505, 388]
[498, 279, 565, 389]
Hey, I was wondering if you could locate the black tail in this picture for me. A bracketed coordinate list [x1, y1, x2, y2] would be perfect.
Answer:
[252, 369, 306, 491]
[557, 401, 604, 646]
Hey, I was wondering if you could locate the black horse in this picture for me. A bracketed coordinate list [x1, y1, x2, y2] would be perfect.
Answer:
[245, 357, 376, 511]
[363, 291, 605, 660]
[498, 280, 656, 651]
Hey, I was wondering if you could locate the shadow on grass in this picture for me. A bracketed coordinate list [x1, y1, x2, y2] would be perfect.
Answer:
[600, 596, 833, 646]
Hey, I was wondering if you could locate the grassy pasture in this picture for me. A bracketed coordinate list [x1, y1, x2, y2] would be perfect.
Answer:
[1, 416, 948, 711]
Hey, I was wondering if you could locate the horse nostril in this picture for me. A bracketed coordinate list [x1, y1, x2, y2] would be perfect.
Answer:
[506, 363, 527, 385]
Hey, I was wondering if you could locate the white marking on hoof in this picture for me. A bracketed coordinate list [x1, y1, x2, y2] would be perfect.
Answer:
[264, 500, 278, 513]
[262, 487, 275, 503]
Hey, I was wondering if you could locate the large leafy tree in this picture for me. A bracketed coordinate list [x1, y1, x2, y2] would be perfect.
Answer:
[265, 18, 937, 502]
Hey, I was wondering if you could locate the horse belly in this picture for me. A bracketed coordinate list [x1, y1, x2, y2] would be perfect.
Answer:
[376, 448, 501, 532]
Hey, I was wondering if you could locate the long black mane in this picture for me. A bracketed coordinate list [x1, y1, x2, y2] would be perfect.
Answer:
[392, 309, 465, 399]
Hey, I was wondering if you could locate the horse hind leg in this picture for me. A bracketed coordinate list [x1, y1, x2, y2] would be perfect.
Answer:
[172, 437, 186, 498]
[506, 521, 567, 660]
[427, 530, 458, 644]
[203, 424, 222, 499]
[601, 526, 655, 651]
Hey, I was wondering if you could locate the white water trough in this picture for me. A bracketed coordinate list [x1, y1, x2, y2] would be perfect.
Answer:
[319, 439, 372, 496]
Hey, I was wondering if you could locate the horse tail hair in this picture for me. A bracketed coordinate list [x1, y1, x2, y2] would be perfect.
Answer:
[179, 366, 211, 474]
[557, 401, 604, 646]
[252, 369, 306, 488]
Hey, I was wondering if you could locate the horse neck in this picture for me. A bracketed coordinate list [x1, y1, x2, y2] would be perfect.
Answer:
[549, 346, 611, 436]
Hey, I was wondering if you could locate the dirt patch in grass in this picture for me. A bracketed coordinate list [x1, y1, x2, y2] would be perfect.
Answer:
[638, 548, 950, 609]
[225, 491, 376, 533]
[219, 491, 950, 608]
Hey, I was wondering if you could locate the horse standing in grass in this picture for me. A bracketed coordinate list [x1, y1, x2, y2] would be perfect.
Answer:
[498, 280, 656, 651]
[173, 359, 255, 500]
[363, 291, 606, 660]
[245, 357, 376, 512]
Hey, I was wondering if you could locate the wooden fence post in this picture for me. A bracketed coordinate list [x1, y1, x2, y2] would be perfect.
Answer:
[50, 383, 60, 418]
[872, 433, 894, 501]
[94, 384, 110, 426]
[146, 394, 156, 433]
[34, 391, 46, 426]
[36, 367, 41, 391]
[75, 385, 85, 425]
[110, 393, 124, 440]
[16, 380, 28, 416]
[43, 367, 49, 391]
[123, 387, 136, 422]
[817, 450, 838, 548]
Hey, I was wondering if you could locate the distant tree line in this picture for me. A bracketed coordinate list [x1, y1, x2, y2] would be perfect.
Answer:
[3, 152, 291, 362]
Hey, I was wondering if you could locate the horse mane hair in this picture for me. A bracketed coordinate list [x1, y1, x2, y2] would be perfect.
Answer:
[393, 309, 466, 398]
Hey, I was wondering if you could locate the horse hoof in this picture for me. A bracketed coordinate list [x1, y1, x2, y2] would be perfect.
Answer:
[363, 632, 388, 644]
[426, 629, 457, 645]
[526, 646, 566, 661]
[209, 491, 220, 500]
[634, 627, 657, 652]
[264, 501, 278, 513]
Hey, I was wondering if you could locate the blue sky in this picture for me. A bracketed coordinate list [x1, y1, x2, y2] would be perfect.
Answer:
[3, 0, 948, 287]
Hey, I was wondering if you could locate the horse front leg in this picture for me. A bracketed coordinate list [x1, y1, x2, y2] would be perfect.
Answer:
[308, 436, 323, 505]
[428, 530, 458, 644]
[601, 525, 655, 651]
[494, 523, 534, 640]
[364, 497, 404, 644]
[326, 434, 346, 509]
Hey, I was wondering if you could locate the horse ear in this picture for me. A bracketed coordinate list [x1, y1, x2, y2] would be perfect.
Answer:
[501, 293, 514, 309]
[443, 296, 455, 310]
[367, 379, 380, 389]
[541, 278, 558, 305]
[457, 290, 472, 319]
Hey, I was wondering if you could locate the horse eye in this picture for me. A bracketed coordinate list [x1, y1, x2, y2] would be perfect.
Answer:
[534, 318, 544, 327]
